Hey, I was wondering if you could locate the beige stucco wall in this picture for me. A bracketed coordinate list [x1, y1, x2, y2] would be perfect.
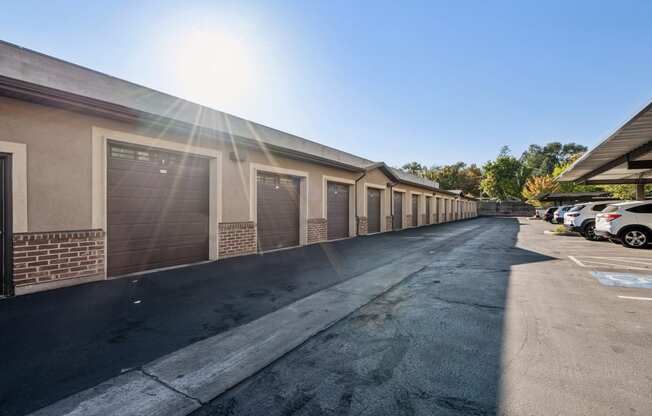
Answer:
[0, 96, 475, 235]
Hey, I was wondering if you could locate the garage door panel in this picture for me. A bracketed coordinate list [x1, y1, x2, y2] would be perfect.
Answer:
[257, 172, 300, 252]
[107, 142, 210, 276]
[367, 188, 381, 234]
[393, 192, 402, 230]
[327, 182, 349, 240]
[412, 195, 418, 226]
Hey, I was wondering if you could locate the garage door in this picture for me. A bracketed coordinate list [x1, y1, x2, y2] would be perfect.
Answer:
[412, 195, 418, 226]
[257, 172, 300, 251]
[327, 182, 349, 240]
[107, 142, 210, 277]
[426, 197, 431, 224]
[367, 188, 381, 234]
[393, 192, 402, 230]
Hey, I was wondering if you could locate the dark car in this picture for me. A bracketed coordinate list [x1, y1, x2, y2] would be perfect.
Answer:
[543, 207, 556, 222]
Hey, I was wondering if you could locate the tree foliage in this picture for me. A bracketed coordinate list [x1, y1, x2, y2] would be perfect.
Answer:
[426, 162, 482, 195]
[522, 176, 559, 207]
[520, 142, 587, 177]
[480, 148, 531, 200]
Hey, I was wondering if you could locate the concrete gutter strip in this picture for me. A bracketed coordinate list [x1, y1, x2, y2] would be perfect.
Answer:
[28, 248, 439, 416]
[29, 371, 200, 416]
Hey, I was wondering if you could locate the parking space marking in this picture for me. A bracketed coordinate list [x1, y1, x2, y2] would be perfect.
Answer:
[568, 256, 652, 271]
[617, 295, 652, 301]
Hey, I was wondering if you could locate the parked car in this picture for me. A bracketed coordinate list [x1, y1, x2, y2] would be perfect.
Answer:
[564, 201, 621, 240]
[553, 205, 573, 224]
[543, 207, 557, 222]
[595, 201, 652, 248]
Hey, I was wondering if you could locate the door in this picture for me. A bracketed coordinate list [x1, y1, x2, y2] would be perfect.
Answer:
[257, 172, 300, 251]
[0, 155, 11, 296]
[411, 195, 418, 226]
[393, 192, 403, 230]
[107, 143, 210, 277]
[327, 181, 349, 240]
[426, 197, 431, 224]
[367, 188, 381, 234]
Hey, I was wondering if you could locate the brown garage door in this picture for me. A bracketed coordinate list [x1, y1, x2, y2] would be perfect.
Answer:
[412, 195, 418, 226]
[107, 142, 210, 277]
[257, 172, 300, 251]
[327, 181, 349, 240]
[393, 192, 402, 230]
[367, 188, 381, 234]
[426, 197, 431, 224]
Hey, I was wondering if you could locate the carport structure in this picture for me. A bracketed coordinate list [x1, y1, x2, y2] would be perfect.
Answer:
[559, 101, 652, 198]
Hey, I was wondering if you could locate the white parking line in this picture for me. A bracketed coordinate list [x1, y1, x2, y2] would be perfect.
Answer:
[568, 256, 586, 267]
[568, 256, 652, 271]
[617, 295, 652, 301]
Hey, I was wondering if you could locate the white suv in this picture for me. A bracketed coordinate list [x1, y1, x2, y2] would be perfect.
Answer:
[595, 201, 652, 248]
[564, 201, 621, 241]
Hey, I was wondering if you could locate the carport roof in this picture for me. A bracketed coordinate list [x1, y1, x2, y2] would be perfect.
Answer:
[558, 100, 652, 184]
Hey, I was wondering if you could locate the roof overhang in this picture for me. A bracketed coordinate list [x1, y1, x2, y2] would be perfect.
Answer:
[558, 100, 652, 184]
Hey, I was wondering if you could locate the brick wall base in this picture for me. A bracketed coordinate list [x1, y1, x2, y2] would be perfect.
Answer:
[307, 218, 328, 243]
[218, 222, 257, 258]
[405, 214, 413, 228]
[13, 229, 105, 288]
[357, 216, 368, 236]
[385, 216, 393, 231]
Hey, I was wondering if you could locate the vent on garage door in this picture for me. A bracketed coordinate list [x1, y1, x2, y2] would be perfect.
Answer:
[107, 142, 210, 277]
[393, 192, 402, 230]
[257, 172, 300, 251]
[412, 195, 418, 226]
[327, 182, 349, 240]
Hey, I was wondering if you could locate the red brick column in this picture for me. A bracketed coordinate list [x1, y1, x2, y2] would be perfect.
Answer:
[218, 222, 257, 258]
[13, 229, 105, 288]
[385, 216, 393, 231]
[307, 218, 327, 243]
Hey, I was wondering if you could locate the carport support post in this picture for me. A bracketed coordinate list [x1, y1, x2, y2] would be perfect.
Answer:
[636, 182, 645, 200]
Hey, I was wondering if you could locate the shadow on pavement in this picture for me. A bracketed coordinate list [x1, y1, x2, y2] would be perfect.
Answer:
[193, 217, 555, 416]
[0, 219, 480, 416]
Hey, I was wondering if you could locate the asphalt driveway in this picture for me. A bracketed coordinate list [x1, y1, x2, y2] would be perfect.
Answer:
[0, 219, 482, 416]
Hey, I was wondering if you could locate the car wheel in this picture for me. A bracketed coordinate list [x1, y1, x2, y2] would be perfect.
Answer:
[620, 228, 649, 249]
[582, 222, 599, 241]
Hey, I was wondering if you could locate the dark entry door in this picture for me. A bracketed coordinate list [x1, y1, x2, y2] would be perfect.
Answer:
[0, 156, 10, 296]
[411, 195, 418, 226]
[367, 188, 381, 234]
[107, 143, 210, 277]
[257, 172, 300, 251]
[392, 192, 402, 230]
[426, 197, 431, 224]
[327, 182, 349, 240]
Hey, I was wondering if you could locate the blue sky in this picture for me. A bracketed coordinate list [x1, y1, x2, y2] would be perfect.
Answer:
[2, 0, 652, 167]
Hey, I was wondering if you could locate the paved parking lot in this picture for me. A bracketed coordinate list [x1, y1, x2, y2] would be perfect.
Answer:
[195, 217, 652, 416]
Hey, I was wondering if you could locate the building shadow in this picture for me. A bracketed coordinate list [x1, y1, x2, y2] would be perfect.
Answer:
[192, 217, 555, 415]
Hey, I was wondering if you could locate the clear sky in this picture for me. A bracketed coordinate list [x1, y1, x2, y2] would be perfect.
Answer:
[2, 1, 652, 167]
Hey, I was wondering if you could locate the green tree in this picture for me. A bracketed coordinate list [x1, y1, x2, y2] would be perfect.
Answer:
[426, 162, 482, 195]
[401, 162, 426, 176]
[520, 142, 587, 176]
[481, 148, 531, 200]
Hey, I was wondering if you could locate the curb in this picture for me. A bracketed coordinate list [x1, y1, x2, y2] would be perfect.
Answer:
[29, 255, 432, 416]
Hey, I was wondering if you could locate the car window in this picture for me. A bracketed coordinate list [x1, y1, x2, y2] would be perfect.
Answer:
[602, 205, 619, 213]
[627, 203, 652, 213]
[570, 205, 585, 212]
[591, 204, 607, 211]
